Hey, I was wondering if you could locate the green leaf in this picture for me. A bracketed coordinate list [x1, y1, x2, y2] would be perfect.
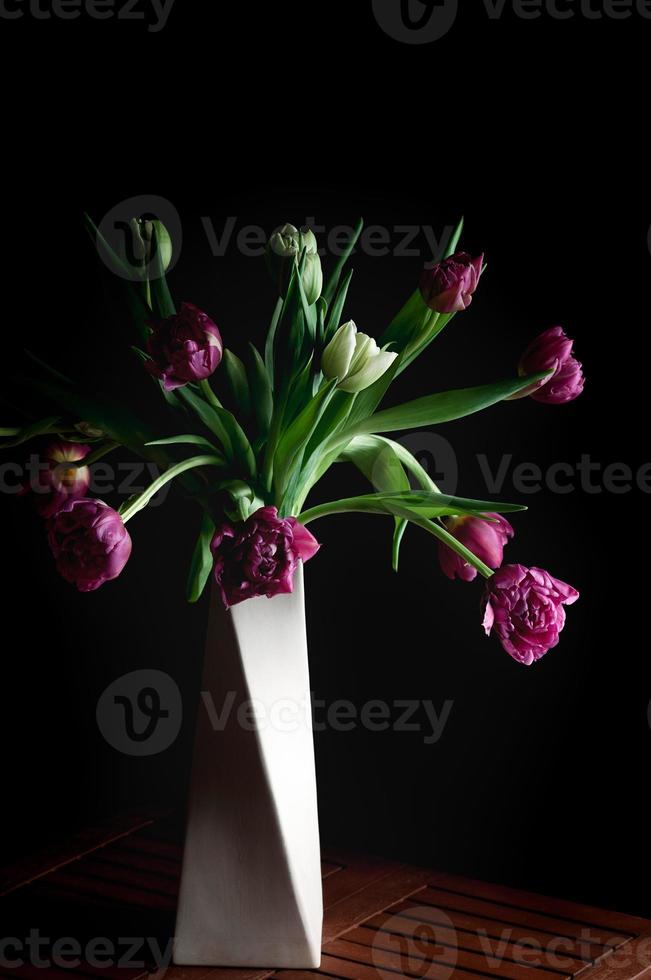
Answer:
[299, 490, 527, 525]
[177, 386, 233, 455]
[344, 373, 549, 438]
[323, 218, 363, 306]
[0, 416, 61, 450]
[146, 434, 223, 454]
[264, 297, 284, 384]
[274, 379, 337, 498]
[149, 224, 176, 319]
[186, 513, 216, 604]
[444, 215, 464, 258]
[247, 343, 273, 438]
[84, 214, 150, 343]
[223, 349, 252, 417]
[324, 269, 353, 342]
[339, 433, 411, 570]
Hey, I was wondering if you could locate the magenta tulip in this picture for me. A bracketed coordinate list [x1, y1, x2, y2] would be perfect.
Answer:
[519, 326, 584, 404]
[26, 440, 91, 519]
[48, 499, 132, 592]
[419, 252, 484, 314]
[211, 506, 320, 608]
[482, 564, 579, 666]
[145, 302, 223, 391]
[438, 513, 514, 583]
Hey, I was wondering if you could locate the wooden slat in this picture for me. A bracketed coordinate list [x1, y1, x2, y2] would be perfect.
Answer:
[37, 868, 176, 912]
[347, 921, 578, 979]
[362, 911, 592, 974]
[416, 886, 633, 947]
[0, 812, 158, 897]
[323, 867, 432, 944]
[321, 940, 481, 980]
[69, 856, 179, 897]
[429, 872, 651, 938]
[87, 844, 181, 880]
[390, 896, 619, 965]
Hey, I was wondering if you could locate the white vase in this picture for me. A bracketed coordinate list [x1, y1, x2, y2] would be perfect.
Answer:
[173, 564, 323, 968]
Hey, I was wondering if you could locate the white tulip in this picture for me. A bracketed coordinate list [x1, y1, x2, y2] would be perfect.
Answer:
[321, 321, 398, 393]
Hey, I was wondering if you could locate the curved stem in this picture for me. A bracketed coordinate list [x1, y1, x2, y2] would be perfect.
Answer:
[120, 454, 224, 523]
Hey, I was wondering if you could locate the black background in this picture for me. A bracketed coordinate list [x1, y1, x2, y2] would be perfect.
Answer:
[1, 0, 650, 924]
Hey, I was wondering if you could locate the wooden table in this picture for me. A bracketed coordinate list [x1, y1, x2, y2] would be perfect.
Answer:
[1, 813, 650, 979]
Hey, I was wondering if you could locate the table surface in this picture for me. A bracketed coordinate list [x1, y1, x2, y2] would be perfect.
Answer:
[1, 812, 650, 979]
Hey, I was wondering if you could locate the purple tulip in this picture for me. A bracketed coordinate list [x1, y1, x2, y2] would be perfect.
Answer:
[47, 499, 132, 592]
[25, 441, 91, 519]
[211, 506, 320, 608]
[145, 302, 223, 391]
[519, 326, 584, 404]
[438, 513, 514, 583]
[419, 252, 484, 314]
[482, 564, 579, 666]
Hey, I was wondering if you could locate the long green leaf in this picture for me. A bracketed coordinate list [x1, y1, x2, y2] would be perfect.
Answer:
[344, 373, 549, 438]
[299, 490, 526, 525]
[0, 416, 62, 450]
[146, 434, 223, 454]
[186, 513, 216, 604]
[274, 380, 337, 497]
[247, 343, 273, 438]
[223, 350, 252, 417]
[323, 218, 363, 306]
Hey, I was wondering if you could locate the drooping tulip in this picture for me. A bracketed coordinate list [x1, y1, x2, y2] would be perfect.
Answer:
[26, 441, 91, 519]
[482, 564, 579, 665]
[47, 499, 133, 592]
[518, 327, 584, 404]
[145, 302, 223, 391]
[438, 514, 514, 583]
[211, 506, 320, 608]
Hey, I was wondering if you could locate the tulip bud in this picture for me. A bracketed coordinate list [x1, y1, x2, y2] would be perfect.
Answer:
[517, 326, 584, 405]
[438, 514, 514, 583]
[265, 223, 323, 304]
[420, 252, 484, 314]
[129, 218, 173, 273]
[322, 321, 398, 393]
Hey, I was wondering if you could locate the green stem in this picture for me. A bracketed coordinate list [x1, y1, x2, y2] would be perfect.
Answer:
[412, 516, 494, 579]
[199, 379, 223, 410]
[120, 454, 223, 524]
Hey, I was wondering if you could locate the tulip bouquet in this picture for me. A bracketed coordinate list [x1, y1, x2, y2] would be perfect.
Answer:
[2, 217, 584, 665]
